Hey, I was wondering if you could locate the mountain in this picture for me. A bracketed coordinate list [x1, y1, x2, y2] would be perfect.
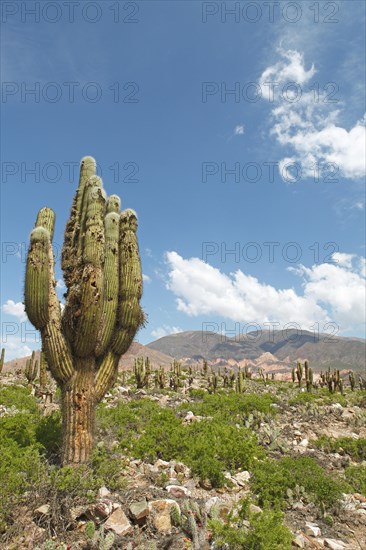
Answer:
[2, 342, 174, 374]
[147, 330, 366, 372]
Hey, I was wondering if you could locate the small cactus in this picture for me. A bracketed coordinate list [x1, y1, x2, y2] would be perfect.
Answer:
[349, 371, 355, 391]
[134, 357, 150, 389]
[39, 350, 49, 389]
[25, 351, 38, 384]
[296, 362, 303, 387]
[0, 348, 5, 374]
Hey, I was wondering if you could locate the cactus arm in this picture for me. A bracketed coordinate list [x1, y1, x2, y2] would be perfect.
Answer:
[41, 228, 74, 383]
[24, 209, 55, 329]
[95, 210, 120, 357]
[25, 207, 73, 383]
[62, 156, 97, 286]
[111, 209, 144, 355]
[71, 184, 106, 357]
[94, 350, 120, 402]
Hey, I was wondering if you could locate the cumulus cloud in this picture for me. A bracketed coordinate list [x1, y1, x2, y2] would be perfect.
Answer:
[259, 49, 366, 181]
[291, 257, 366, 331]
[1, 337, 33, 361]
[165, 251, 365, 333]
[143, 274, 152, 283]
[151, 324, 183, 340]
[2, 300, 27, 322]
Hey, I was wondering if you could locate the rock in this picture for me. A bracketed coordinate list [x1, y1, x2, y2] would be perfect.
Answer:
[166, 485, 190, 498]
[299, 439, 309, 448]
[86, 500, 114, 522]
[148, 499, 179, 533]
[175, 462, 191, 477]
[104, 508, 132, 536]
[293, 534, 306, 548]
[199, 478, 213, 490]
[205, 497, 219, 514]
[305, 521, 321, 537]
[98, 486, 110, 498]
[155, 459, 170, 469]
[34, 504, 50, 517]
[324, 539, 347, 550]
[330, 403, 343, 411]
[233, 471, 250, 486]
[294, 430, 302, 437]
[129, 500, 149, 522]
[117, 386, 129, 394]
[69, 505, 89, 521]
[249, 504, 262, 515]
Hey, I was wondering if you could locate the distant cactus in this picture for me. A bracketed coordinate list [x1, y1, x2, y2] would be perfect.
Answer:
[349, 371, 355, 391]
[25, 351, 38, 384]
[236, 368, 245, 393]
[39, 350, 49, 389]
[0, 348, 4, 374]
[296, 362, 303, 387]
[134, 357, 150, 389]
[24, 156, 144, 464]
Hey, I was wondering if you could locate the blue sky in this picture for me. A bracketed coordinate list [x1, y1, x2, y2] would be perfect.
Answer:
[1, 1, 365, 359]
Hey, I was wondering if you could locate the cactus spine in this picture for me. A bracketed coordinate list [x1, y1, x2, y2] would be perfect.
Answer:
[24, 156, 143, 464]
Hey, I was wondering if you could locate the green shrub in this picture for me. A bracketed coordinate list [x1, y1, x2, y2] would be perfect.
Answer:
[97, 397, 264, 487]
[91, 446, 127, 491]
[252, 456, 349, 509]
[0, 385, 39, 413]
[345, 464, 366, 495]
[180, 392, 275, 419]
[314, 435, 366, 461]
[0, 439, 46, 528]
[209, 498, 293, 549]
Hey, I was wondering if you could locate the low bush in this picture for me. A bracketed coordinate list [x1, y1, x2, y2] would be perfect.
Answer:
[251, 456, 349, 509]
[314, 435, 366, 461]
[345, 464, 366, 495]
[209, 498, 293, 550]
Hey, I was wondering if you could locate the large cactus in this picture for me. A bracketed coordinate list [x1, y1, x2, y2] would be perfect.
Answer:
[24, 156, 144, 464]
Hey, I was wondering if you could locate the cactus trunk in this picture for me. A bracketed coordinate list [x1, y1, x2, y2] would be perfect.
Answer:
[61, 360, 96, 464]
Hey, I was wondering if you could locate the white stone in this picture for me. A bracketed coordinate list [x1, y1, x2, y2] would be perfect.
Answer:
[98, 486, 110, 498]
[305, 521, 321, 537]
[324, 539, 347, 550]
[233, 470, 251, 486]
[299, 438, 309, 447]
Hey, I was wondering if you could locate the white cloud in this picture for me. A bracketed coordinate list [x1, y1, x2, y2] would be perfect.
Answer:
[292, 257, 366, 331]
[260, 49, 315, 91]
[165, 251, 328, 328]
[56, 279, 66, 290]
[151, 324, 183, 340]
[165, 251, 365, 334]
[1, 337, 33, 362]
[259, 49, 366, 181]
[143, 274, 152, 283]
[2, 300, 27, 322]
[234, 125, 245, 135]
[331, 252, 355, 269]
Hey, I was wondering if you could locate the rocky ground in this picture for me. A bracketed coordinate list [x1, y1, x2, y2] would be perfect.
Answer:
[1, 367, 365, 550]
